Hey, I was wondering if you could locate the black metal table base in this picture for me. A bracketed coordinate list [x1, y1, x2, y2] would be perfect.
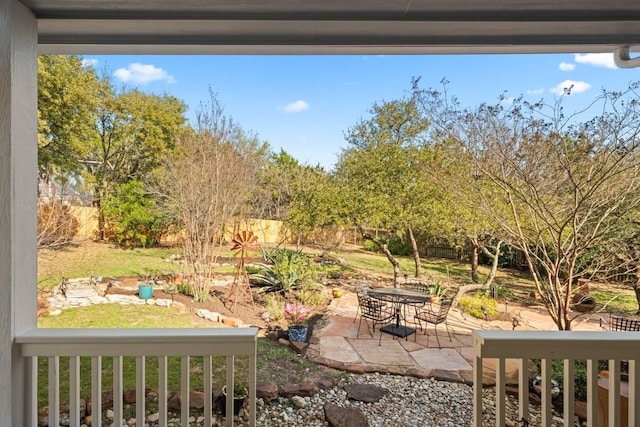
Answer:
[380, 324, 415, 338]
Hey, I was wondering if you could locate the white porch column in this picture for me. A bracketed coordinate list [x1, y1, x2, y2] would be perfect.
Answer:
[0, 1, 38, 426]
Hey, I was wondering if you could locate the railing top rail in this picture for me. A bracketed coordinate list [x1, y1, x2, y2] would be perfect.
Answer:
[473, 330, 640, 359]
[17, 327, 258, 357]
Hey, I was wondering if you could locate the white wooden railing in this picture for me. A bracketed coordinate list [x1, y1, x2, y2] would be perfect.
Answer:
[17, 328, 258, 427]
[473, 330, 640, 427]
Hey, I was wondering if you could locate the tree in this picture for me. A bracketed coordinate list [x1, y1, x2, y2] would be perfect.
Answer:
[38, 55, 102, 178]
[252, 149, 302, 221]
[157, 92, 268, 302]
[85, 85, 187, 239]
[336, 98, 432, 285]
[286, 165, 347, 252]
[414, 80, 640, 330]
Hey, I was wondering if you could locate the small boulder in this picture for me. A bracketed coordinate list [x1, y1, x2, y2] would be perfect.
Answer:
[256, 382, 278, 402]
[344, 383, 387, 403]
[324, 403, 369, 427]
[291, 395, 307, 409]
[279, 383, 300, 398]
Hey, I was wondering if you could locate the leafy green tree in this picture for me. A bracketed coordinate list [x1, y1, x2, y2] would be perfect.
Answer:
[38, 55, 103, 178]
[336, 98, 432, 284]
[85, 86, 187, 239]
[102, 180, 173, 247]
[253, 149, 303, 221]
[286, 165, 347, 252]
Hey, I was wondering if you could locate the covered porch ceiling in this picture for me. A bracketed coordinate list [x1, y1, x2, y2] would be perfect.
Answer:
[20, 0, 640, 55]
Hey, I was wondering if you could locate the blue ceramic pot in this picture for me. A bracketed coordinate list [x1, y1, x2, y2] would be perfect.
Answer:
[288, 326, 308, 342]
[138, 283, 153, 300]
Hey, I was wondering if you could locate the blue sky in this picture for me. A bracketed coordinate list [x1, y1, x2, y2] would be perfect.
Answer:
[87, 54, 639, 170]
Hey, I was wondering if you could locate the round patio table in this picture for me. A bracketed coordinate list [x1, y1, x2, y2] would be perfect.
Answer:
[368, 287, 431, 338]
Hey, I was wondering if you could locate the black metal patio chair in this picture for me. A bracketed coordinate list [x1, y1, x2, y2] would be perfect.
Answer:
[600, 313, 640, 331]
[413, 296, 453, 349]
[353, 283, 373, 323]
[356, 292, 396, 345]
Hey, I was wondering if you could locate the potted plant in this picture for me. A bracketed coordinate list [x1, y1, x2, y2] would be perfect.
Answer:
[138, 281, 153, 300]
[284, 302, 310, 342]
[429, 281, 448, 304]
[220, 382, 248, 416]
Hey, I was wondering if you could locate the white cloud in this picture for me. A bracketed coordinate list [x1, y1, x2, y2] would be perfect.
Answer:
[550, 80, 591, 95]
[526, 88, 544, 95]
[113, 63, 175, 85]
[81, 58, 98, 68]
[559, 62, 575, 71]
[574, 53, 617, 69]
[282, 100, 309, 113]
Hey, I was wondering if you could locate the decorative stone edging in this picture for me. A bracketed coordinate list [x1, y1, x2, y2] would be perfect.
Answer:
[42, 281, 248, 328]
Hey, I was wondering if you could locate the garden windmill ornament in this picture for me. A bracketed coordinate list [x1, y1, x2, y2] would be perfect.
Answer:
[226, 230, 258, 312]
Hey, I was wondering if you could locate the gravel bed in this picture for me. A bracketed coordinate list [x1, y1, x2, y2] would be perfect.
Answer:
[232, 373, 579, 427]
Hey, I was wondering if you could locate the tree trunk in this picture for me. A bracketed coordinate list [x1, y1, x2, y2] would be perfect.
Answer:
[93, 196, 104, 241]
[356, 226, 401, 287]
[408, 227, 421, 278]
[380, 242, 401, 287]
[452, 240, 503, 307]
[483, 240, 502, 291]
[470, 243, 479, 283]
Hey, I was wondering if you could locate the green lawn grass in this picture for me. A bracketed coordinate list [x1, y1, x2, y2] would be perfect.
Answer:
[37, 304, 321, 408]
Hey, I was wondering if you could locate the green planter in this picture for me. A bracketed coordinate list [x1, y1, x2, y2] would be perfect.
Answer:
[138, 283, 153, 300]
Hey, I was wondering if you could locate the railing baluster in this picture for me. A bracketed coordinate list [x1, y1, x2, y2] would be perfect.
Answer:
[248, 351, 256, 427]
[586, 359, 598, 427]
[630, 359, 639, 427]
[563, 359, 575, 427]
[17, 328, 258, 427]
[495, 358, 505, 427]
[473, 343, 483, 427]
[608, 359, 620, 427]
[28, 357, 37, 426]
[69, 356, 80, 427]
[113, 356, 123, 427]
[91, 356, 102, 427]
[204, 355, 212, 427]
[158, 356, 168, 427]
[136, 356, 145, 427]
[48, 356, 60, 427]
[226, 355, 235, 427]
[541, 358, 552, 426]
[518, 358, 529, 423]
[181, 356, 190, 426]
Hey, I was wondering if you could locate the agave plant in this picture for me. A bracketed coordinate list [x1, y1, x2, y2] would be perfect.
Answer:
[252, 249, 316, 294]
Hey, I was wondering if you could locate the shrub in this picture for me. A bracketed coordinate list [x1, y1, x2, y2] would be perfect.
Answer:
[102, 180, 173, 248]
[361, 237, 410, 256]
[253, 249, 317, 293]
[537, 359, 609, 401]
[457, 293, 498, 319]
[296, 283, 326, 307]
[362, 239, 379, 252]
[176, 281, 194, 297]
[37, 201, 79, 248]
[264, 294, 285, 322]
